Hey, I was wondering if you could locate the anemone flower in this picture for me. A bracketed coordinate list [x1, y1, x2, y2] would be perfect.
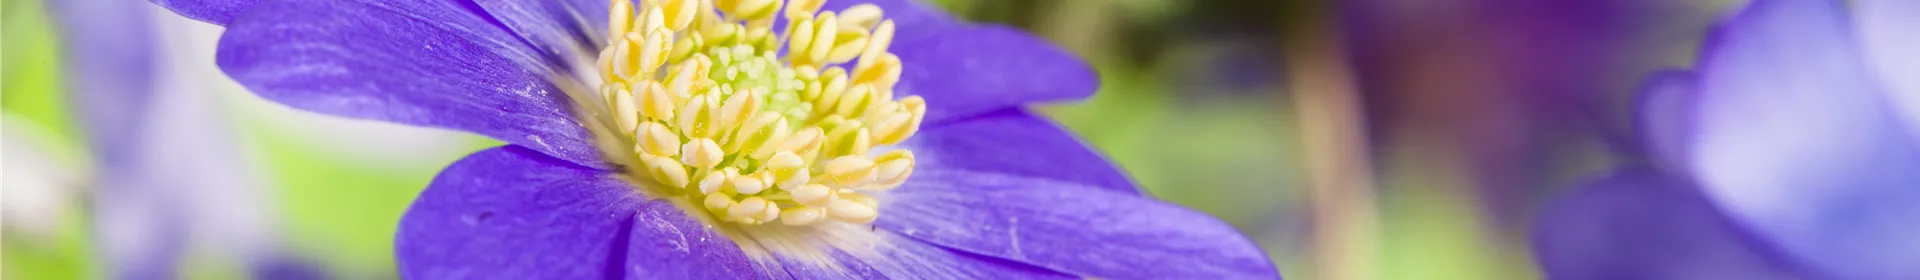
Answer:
[146, 0, 1279, 277]
[34, 0, 324, 278]
[1533, 0, 1920, 279]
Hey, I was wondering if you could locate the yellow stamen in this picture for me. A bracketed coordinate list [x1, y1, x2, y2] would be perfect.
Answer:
[600, 0, 919, 227]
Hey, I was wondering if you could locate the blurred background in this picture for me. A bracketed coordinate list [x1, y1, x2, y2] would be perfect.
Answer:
[3, 0, 1749, 279]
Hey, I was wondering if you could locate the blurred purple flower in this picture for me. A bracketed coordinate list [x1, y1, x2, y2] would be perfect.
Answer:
[1340, 0, 1714, 226]
[44, 0, 326, 278]
[148, 0, 1277, 278]
[1535, 0, 1920, 278]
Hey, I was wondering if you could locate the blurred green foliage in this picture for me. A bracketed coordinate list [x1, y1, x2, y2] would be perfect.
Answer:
[3, 0, 97, 278]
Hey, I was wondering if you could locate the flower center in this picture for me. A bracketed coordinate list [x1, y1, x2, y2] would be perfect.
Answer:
[596, 0, 922, 226]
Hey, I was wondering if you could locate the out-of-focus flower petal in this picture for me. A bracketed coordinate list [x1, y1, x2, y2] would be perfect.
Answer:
[249, 255, 331, 280]
[146, 0, 258, 26]
[399, 145, 772, 279]
[1856, 0, 1920, 127]
[877, 170, 1278, 279]
[1633, 70, 1698, 172]
[0, 115, 85, 238]
[47, 0, 156, 171]
[1689, 0, 1920, 278]
[216, 0, 613, 168]
[904, 109, 1138, 194]
[1532, 168, 1808, 280]
[471, 0, 609, 66]
[397, 146, 645, 278]
[892, 26, 1099, 124]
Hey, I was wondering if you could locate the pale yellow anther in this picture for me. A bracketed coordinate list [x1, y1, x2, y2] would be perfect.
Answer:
[598, 49, 620, 84]
[725, 0, 779, 21]
[786, 18, 819, 65]
[790, 183, 836, 206]
[826, 198, 877, 223]
[853, 52, 902, 89]
[884, 96, 927, 144]
[744, 26, 779, 51]
[665, 54, 712, 96]
[858, 21, 895, 70]
[870, 150, 914, 188]
[841, 192, 877, 208]
[609, 0, 635, 42]
[645, 155, 690, 188]
[833, 85, 876, 118]
[640, 5, 668, 33]
[729, 174, 767, 195]
[660, 0, 698, 30]
[779, 207, 826, 225]
[611, 89, 642, 133]
[669, 34, 701, 63]
[728, 196, 770, 221]
[675, 93, 717, 137]
[636, 121, 681, 157]
[717, 89, 762, 127]
[778, 127, 825, 158]
[698, 167, 733, 194]
[680, 138, 725, 169]
[824, 155, 876, 187]
[637, 30, 672, 76]
[635, 81, 676, 121]
[870, 110, 914, 145]
[611, 38, 639, 80]
[845, 128, 871, 156]
[901, 95, 926, 119]
[838, 4, 883, 30]
[765, 152, 810, 189]
[784, 0, 826, 20]
[806, 12, 839, 65]
[794, 65, 820, 81]
[703, 23, 740, 45]
[757, 200, 782, 222]
[729, 113, 789, 159]
[821, 119, 870, 156]
[824, 35, 868, 64]
[704, 194, 735, 211]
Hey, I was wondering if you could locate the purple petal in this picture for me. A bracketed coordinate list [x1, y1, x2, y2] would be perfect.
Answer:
[1857, 0, 1920, 126]
[471, 0, 610, 66]
[878, 170, 1278, 279]
[1532, 168, 1809, 280]
[778, 233, 1075, 279]
[1632, 70, 1697, 172]
[1688, 0, 1920, 278]
[904, 109, 1138, 194]
[399, 145, 770, 279]
[397, 146, 641, 278]
[892, 25, 1099, 124]
[216, 0, 613, 168]
[146, 0, 258, 26]
[623, 201, 776, 279]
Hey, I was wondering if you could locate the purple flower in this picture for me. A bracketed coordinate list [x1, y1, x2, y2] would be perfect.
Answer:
[149, 0, 1277, 278]
[1534, 0, 1920, 278]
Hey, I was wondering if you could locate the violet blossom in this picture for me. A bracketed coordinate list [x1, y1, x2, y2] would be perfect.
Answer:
[146, 0, 1279, 278]
[1534, 0, 1920, 279]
